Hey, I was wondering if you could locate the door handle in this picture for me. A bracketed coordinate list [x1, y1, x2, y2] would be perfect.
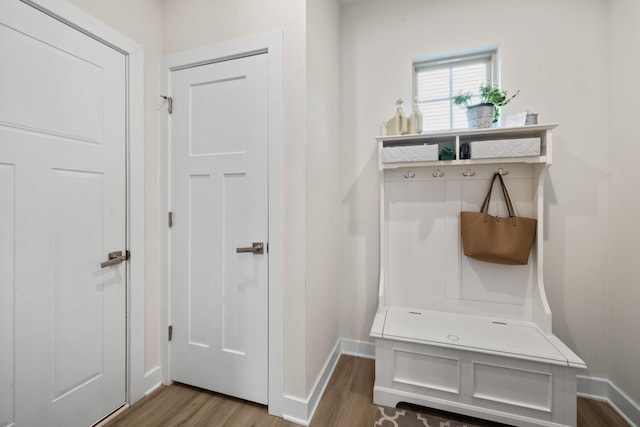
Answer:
[101, 250, 128, 268]
[236, 242, 264, 254]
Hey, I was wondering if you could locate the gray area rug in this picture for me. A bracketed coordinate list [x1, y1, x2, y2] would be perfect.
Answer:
[373, 405, 511, 427]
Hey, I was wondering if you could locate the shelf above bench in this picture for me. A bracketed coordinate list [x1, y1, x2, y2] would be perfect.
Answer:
[377, 123, 558, 144]
[377, 124, 557, 170]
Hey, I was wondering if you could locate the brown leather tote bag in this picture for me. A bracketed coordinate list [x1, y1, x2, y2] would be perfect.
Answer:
[460, 173, 537, 265]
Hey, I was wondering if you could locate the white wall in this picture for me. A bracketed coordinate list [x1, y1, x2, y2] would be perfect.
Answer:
[338, 0, 611, 380]
[609, 0, 640, 406]
[70, 0, 343, 403]
[305, 0, 342, 394]
[161, 0, 309, 398]
[67, 0, 164, 374]
[64, 0, 640, 412]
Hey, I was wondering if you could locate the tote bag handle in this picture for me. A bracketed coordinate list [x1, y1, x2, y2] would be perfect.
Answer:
[479, 173, 517, 226]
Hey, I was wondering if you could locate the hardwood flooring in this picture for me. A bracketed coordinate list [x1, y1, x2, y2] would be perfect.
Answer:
[105, 355, 629, 427]
[577, 398, 631, 427]
[103, 382, 295, 427]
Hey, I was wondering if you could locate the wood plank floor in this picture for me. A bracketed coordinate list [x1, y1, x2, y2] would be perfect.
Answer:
[577, 398, 631, 427]
[105, 355, 629, 427]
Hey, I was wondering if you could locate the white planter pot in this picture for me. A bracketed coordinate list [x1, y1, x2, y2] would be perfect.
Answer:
[466, 103, 494, 129]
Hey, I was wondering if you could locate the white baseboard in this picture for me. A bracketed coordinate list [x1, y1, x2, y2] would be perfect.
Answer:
[341, 338, 375, 359]
[144, 381, 162, 397]
[577, 375, 640, 426]
[282, 394, 310, 426]
[306, 339, 342, 423]
[142, 366, 162, 398]
[282, 338, 373, 426]
[282, 339, 343, 426]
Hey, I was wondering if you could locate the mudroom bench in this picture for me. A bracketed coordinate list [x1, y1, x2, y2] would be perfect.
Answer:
[370, 125, 586, 427]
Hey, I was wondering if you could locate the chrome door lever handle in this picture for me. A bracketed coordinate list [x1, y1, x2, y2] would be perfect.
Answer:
[101, 250, 127, 268]
[236, 242, 264, 254]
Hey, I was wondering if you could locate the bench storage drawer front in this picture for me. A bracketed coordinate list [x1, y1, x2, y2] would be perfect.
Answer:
[375, 339, 579, 426]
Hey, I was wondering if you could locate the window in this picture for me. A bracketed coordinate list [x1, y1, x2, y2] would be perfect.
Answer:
[414, 49, 497, 131]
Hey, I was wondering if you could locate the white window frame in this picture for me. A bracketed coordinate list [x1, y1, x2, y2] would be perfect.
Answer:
[413, 47, 499, 131]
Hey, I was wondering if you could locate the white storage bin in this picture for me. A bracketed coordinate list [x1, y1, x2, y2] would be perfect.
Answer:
[470, 137, 540, 159]
[381, 144, 439, 163]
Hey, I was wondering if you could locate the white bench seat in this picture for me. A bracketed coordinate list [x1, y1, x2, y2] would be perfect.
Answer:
[371, 307, 586, 368]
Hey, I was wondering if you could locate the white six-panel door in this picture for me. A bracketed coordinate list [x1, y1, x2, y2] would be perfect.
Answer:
[170, 53, 269, 404]
[0, 2, 127, 426]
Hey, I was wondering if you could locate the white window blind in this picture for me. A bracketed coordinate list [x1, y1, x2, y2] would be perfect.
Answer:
[414, 51, 496, 131]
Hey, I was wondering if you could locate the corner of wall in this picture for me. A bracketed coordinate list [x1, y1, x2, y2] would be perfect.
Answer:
[283, 338, 374, 426]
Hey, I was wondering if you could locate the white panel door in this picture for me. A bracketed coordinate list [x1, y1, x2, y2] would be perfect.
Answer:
[170, 53, 268, 404]
[0, 2, 126, 426]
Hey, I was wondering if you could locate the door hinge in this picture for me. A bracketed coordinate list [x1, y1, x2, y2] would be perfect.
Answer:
[168, 212, 173, 228]
[168, 325, 173, 342]
[160, 95, 173, 114]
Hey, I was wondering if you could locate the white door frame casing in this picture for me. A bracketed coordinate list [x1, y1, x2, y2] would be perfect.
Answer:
[160, 31, 284, 416]
[19, 0, 154, 405]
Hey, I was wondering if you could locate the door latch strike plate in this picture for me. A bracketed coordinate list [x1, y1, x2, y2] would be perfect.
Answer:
[168, 325, 173, 341]
[168, 212, 173, 228]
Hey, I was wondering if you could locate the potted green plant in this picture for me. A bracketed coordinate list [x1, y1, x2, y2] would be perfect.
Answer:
[452, 83, 519, 128]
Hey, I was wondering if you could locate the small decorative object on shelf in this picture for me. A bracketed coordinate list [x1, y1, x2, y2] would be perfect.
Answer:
[505, 112, 539, 127]
[452, 83, 519, 129]
[384, 98, 408, 136]
[459, 142, 470, 159]
[439, 146, 455, 160]
[407, 97, 423, 135]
